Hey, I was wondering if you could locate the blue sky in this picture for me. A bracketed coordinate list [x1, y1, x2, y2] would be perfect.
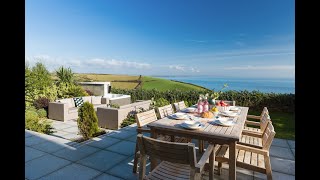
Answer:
[25, 0, 295, 78]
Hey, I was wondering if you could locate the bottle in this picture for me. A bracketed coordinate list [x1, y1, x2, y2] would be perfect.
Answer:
[197, 97, 203, 114]
[203, 97, 209, 112]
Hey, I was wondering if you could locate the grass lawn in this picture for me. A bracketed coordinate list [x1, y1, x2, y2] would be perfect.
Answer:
[74, 74, 140, 89]
[142, 76, 206, 91]
[65, 74, 207, 91]
[248, 110, 295, 140]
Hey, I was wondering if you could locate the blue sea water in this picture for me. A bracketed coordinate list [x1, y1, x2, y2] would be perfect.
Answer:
[155, 76, 295, 94]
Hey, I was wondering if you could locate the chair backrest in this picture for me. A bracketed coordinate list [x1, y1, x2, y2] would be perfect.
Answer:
[135, 109, 158, 128]
[173, 101, 187, 112]
[262, 121, 276, 150]
[157, 104, 174, 119]
[215, 100, 236, 106]
[260, 112, 271, 132]
[137, 134, 196, 166]
[260, 107, 269, 119]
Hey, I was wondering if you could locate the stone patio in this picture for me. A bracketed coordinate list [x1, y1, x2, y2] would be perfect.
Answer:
[25, 123, 295, 180]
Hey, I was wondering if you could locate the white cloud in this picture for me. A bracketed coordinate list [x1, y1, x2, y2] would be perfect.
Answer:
[87, 58, 151, 69]
[224, 65, 295, 70]
[190, 67, 200, 73]
[25, 55, 151, 73]
[168, 65, 186, 71]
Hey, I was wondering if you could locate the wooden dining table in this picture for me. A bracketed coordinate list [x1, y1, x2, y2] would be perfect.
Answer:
[147, 106, 249, 180]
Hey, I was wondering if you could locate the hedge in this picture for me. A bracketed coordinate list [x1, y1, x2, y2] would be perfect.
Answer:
[111, 88, 294, 113]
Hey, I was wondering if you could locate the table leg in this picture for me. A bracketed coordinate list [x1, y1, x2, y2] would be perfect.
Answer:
[209, 144, 215, 180]
[150, 129, 157, 171]
[229, 142, 236, 180]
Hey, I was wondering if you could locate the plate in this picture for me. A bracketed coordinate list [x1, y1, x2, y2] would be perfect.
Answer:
[181, 107, 197, 113]
[229, 106, 240, 111]
[220, 111, 238, 117]
[180, 121, 204, 130]
[170, 112, 188, 120]
[213, 118, 236, 126]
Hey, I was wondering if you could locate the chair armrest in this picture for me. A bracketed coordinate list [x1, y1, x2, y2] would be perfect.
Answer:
[242, 130, 263, 137]
[245, 120, 261, 126]
[247, 114, 261, 119]
[236, 144, 269, 156]
[196, 144, 214, 173]
[137, 127, 151, 133]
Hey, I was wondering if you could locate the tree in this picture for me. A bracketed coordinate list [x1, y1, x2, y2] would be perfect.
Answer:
[56, 66, 74, 84]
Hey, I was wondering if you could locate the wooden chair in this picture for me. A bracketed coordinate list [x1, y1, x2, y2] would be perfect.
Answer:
[173, 101, 187, 112]
[137, 134, 216, 180]
[215, 121, 276, 180]
[156, 104, 175, 119]
[133, 109, 189, 173]
[243, 109, 271, 136]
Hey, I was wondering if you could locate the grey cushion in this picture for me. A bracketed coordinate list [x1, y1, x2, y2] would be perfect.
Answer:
[58, 98, 75, 108]
[68, 107, 79, 114]
[82, 96, 92, 103]
[91, 96, 102, 104]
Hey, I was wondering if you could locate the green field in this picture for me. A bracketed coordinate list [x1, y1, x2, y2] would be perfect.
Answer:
[71, 73, 207, 91]
[248, 110, 295, 140]
[142, 76, 206, 91]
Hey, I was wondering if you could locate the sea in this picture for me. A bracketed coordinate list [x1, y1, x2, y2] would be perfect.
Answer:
[155, 76, 295, 94]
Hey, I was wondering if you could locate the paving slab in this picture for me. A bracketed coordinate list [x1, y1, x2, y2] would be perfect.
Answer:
[61, 126, 79, 134]
[53, 144, 100, 162]
[51, 123, 74, 130]
[270, 156, 295, 175]
[38, 163, 101, 180]
[270, 146, 295, 160]
[25, 136, 48, 147]
[206, 168, 253, 180]
[93, 173, 124, 180]
[25, 154, 71, 180]
[106, 156, 140, 180]
[287, 140, 295, 149]
[253, 171, 295, 180]
[25, 131, 34, 138]
[106, 140, 136, 156]
[271, 138, 290, 148]
[77, 150, 127, 172]
[106, 130, 136, 140]
[62, 133, 83, 140]
[32, 141, 70, 153]
[25, 146, 47, 162]
[291, 149, 295, 156]
[121, 125, 137, 132]
[51, 131, 70, 138]
[85, 136, 121, 149]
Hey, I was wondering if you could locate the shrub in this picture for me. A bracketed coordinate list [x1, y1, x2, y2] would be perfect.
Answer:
[37, 108, 47, 118]
[85, 89, 94, 96]
[121, 107, 147, 128]
[111, 88, 295, 113]
[25, 110, 53, 134]
[33, 97, 50, 110]
[110, 104, 120, 108]
[25, 62, 53, 107]
[154, 97, 170, 107]
[77, 102, 100, 140]
[56, 66, 74, 84]
[57, 83, 89, 98]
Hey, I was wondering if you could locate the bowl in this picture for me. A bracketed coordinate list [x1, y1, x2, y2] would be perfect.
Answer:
[216, 106, 231, 112]
[183, 120, 201, 127]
